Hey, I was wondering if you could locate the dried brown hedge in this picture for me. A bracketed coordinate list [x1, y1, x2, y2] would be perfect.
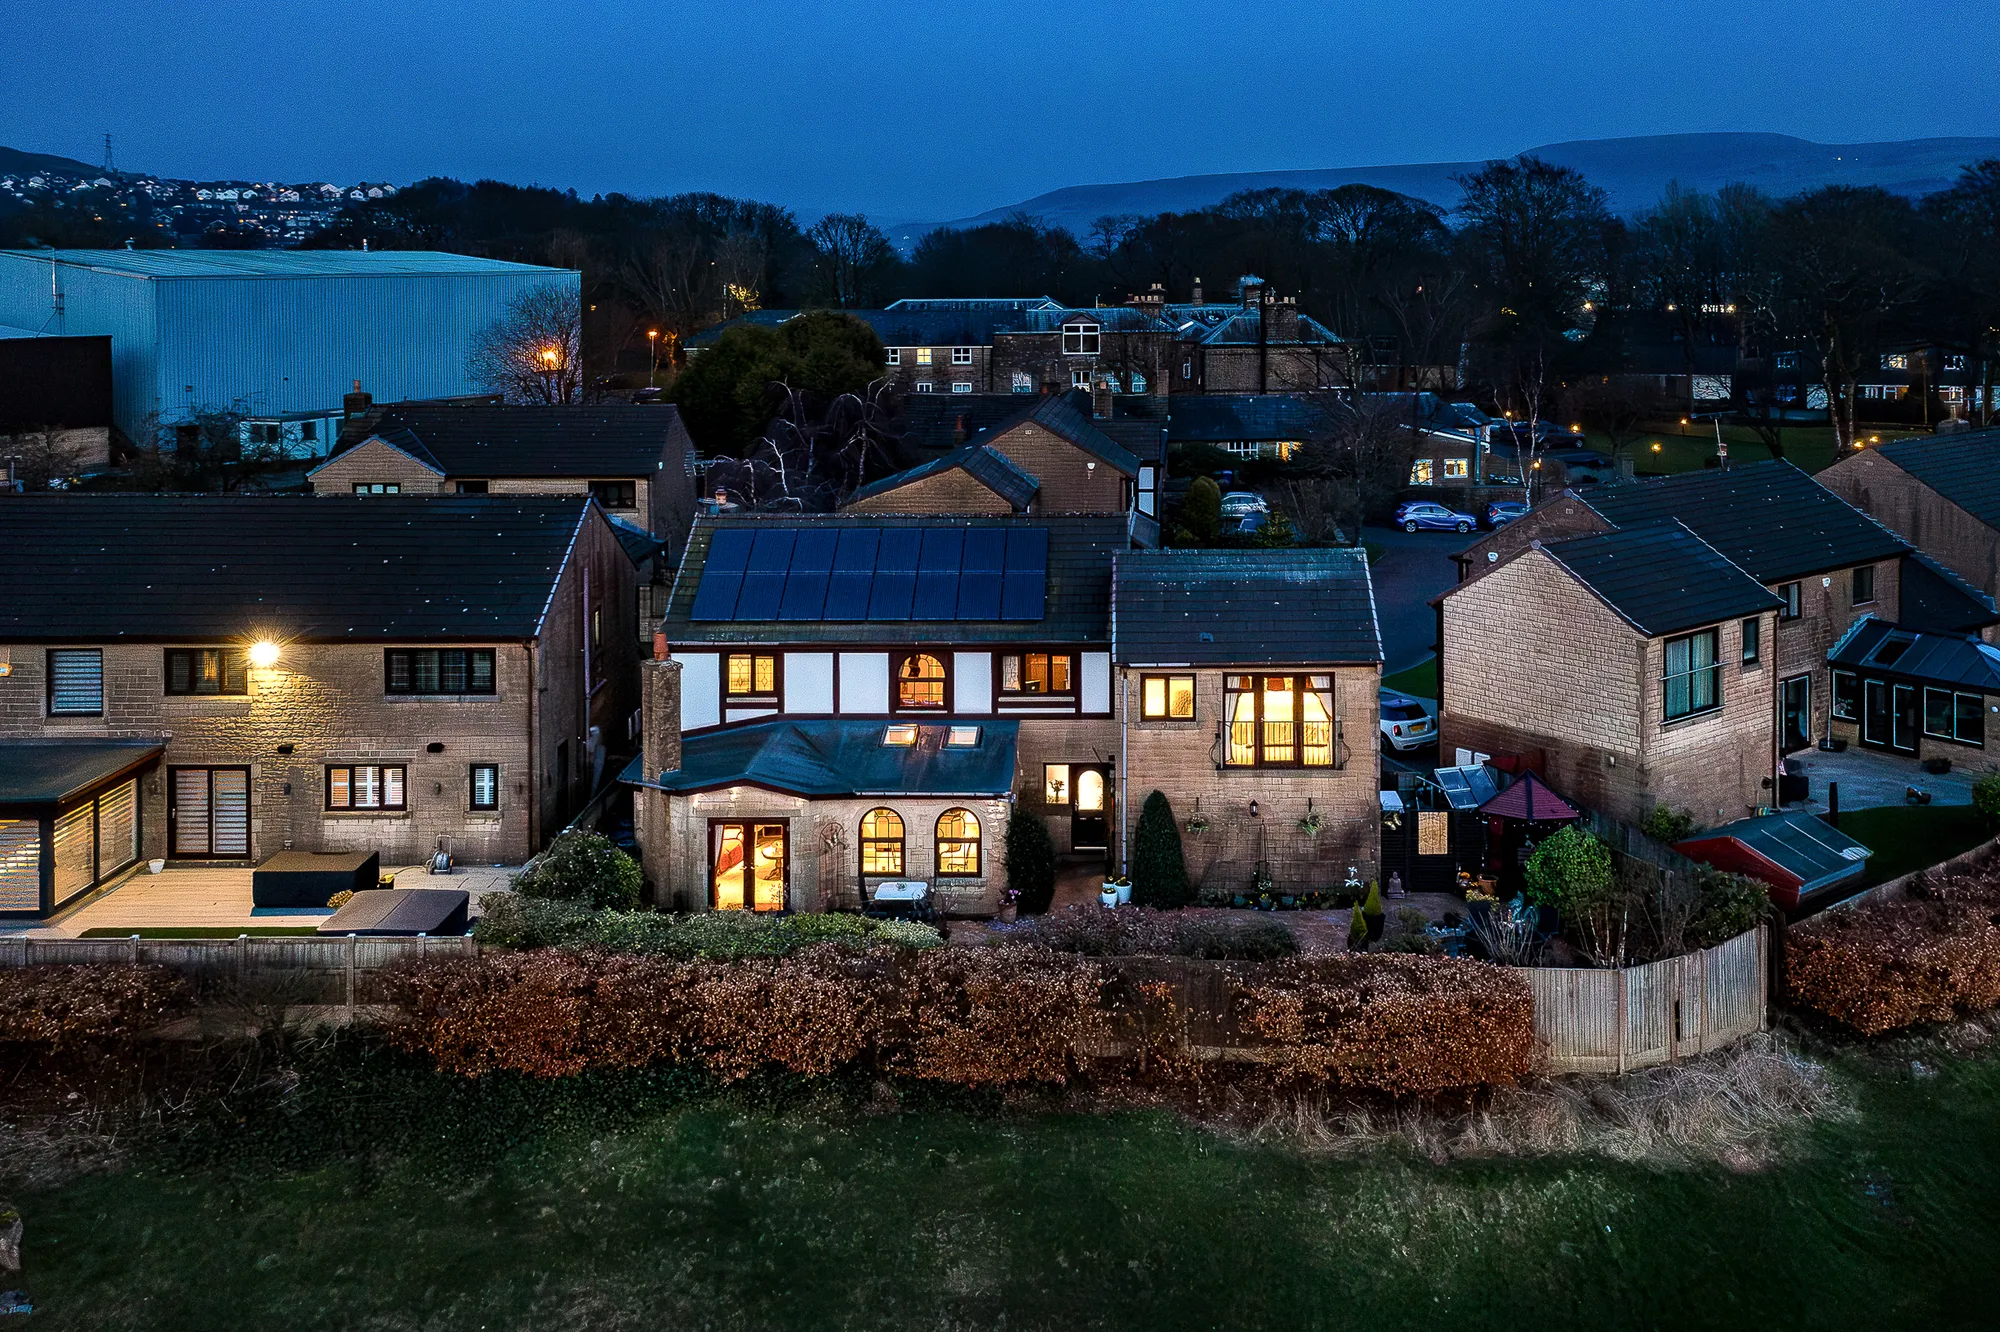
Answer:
[0, 965, 187, 1047]
[1242, 955, 1536, 1093]
[1785, 869, 2000, 1034]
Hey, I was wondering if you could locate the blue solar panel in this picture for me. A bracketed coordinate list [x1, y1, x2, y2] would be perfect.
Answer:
[1001, 528, 1048, 621]
[779, 528, 839, 620]
[733, 529, 797, 621]
[690, 528, 754, 620]
[868, 528, 922, 620]
[822, 529, 878, 620]
[956, 528, 1006, 620]
[912, 527, 965, 620]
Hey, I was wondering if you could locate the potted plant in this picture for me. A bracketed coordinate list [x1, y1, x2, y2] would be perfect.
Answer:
[1251, 865, 1276, 910]
[997, 887, 1019, 924]
[1107, 874, 1134, 906]
[1297, 810, 1324, 835]
[1184, 812, 1211, 835]
[1347, 902, 1369, 952]
[1098, 881, 1120, 908]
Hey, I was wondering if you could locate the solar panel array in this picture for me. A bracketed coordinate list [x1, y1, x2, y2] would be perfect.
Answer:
[691, 526, 1048, 622]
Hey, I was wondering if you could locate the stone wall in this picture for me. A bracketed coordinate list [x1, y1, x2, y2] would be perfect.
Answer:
[306, 438, 445, 494]
[1820, 447, 2000, 642]
[842, 467, 1017, 515]
[985, 420, 1128, 514]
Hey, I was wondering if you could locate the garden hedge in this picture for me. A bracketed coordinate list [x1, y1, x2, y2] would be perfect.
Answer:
[0, 965, 186, 1047]
[1785, 866, 2000, 1034]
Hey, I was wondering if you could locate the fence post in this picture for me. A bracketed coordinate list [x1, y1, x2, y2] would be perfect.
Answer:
[1697, 943, 1709, 1054]
[1667, 956, 1680, 1065]
[1614, 965, 1627, 1076]
[346, 933, 358, 1018]
[236, 933, 247, 982]
[130, 933, 140, 966]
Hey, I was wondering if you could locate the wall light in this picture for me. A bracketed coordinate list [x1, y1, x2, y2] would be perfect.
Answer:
[249, 640, 280, 668]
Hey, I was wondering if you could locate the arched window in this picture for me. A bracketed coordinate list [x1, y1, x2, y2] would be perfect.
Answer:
[897, 653, 947, 709]
[935, 808, 981, 876]
[860, 807, 904, 876]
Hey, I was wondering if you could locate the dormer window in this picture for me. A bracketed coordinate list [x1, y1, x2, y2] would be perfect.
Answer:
[1062, 322, 1100, 355]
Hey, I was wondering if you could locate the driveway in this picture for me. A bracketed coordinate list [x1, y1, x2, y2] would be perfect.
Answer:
[1364, 524, 1469, 675]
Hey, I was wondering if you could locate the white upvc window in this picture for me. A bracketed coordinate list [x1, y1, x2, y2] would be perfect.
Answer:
[951, 346, 972, 365]
[1062, 322, 1100, 355]
[951, 382, 972, 393]
[886, 348, 901, 366]
[915, 347, 933, 365]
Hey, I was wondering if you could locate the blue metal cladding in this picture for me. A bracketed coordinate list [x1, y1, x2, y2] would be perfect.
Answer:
[0, 250, 579, 444]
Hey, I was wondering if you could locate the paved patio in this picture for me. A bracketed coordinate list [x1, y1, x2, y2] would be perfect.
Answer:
[1785, 745, 1977, 813]
[14, 862, 519, 938]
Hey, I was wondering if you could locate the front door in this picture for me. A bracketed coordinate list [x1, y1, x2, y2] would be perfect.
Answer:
[711, 820, 787, 912]
[1781, 675, 1812, 753]
[168, 766, 250, 858]
[1070, 764, 1111, 854]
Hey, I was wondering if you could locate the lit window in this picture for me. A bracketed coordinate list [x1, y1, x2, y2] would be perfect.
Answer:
[470, 764, 499, 811]
[883, 724, 919, 747]
[945, 725, 980, 747]
[896, 653, 947, 709]
[1443, 458, 1469, 479]
[951, 346, 972, 365]
[1043, 763, 1070, 806]
[1061, 322, 1100, 355]
[1883, 353, 1909, 371]
[1141, 674, 1195, 719]
[915, 347, 934, 365]
[1224, 675, 1336, 767]
[1409, 459, 1435, 486]
[860, 807, 904, 875]
[935, 808, 981, 876]
[726, 653, 778, 697]
[326, 764, 406, 810]
[999, 653, 1072, 695]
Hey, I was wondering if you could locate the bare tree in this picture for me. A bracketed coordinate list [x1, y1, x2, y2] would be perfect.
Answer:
[2, 426, 92, 490]
[806, 214, 897, 308]
[468, 283, 584, 404]
[707, 376, 903, 512]
[1282, 395, 1414, 542]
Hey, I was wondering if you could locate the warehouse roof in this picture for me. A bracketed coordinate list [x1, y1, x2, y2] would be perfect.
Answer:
[623, 718, 1019, 798]
[0, 249, 575, 279]
[1112, 547, 1381, 665]
[329, 405, 688, 478]
[1874, 430, 2000, 531]
[1541, 521, 1785, 637]
[0, 740, 164, 807]
[1580, 460, 1907, 582]
[0, 495, 594, 641]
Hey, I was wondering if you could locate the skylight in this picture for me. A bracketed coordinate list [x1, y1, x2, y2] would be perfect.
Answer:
[945, 726, 980, 748]
[883, 724, 919, 747]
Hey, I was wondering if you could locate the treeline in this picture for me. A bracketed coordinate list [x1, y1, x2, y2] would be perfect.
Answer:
[303, 158, 2000, 441]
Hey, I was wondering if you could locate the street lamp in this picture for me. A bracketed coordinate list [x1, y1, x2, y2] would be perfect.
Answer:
[647, 329, 660, 386]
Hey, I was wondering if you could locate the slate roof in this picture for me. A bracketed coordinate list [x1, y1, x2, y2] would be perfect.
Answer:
[1874, 430, 2000, 530]
[846, 442, 1039, 510]
[1897, 551, 2000, 636]
[897, 394, 1044, 453]
[322, 405, 687, 478]
[1579, 460, 1908, 582]
[1014, 394, 1143, 475]
[1541, 520, 1785, 637]
[1153, 394, 1327, 444]
[1169, 306, 1343, 347]
[663, 513, 1129, 645]
[1827, 617, 2000, 693]
[1476, 772, 1581, 823]
[607, 514, 669, 565]
[0, 740, 164, 807]
[0, 495, 592, 641]
[1112, 547, 1381, 666]
[622, 718, 1018, 798]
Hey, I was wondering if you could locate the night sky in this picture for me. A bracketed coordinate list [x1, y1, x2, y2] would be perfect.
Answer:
[5, 0, 1996, 222]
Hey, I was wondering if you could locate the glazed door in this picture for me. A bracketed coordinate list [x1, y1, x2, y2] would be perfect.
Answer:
[1862, 680, 1890, 749]
[169, 767, 250, 858]
[1892, 684, 1919, 753]
[1781, 675, 1812, 754]
[1070, 764, 1111, 853]
[711, 820, 787, 912]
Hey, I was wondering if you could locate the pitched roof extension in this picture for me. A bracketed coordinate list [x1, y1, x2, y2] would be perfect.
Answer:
[1112, 547, 1381, 666]
[1541, 520, 1785, 637]
[846, 442, 1039, 510]
[0, 495, 591, 641]
[324, 405, 687, 479]
[0, 740, 164, 806]
[1874, 430, 2000, 530]
[1827, 617, 2000, 693]
[623, 718, 1019, 798]
[1011, 393, 1142, 474]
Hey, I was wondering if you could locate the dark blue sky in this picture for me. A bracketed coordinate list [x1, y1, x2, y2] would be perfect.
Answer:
[6, 0, 1997, 223]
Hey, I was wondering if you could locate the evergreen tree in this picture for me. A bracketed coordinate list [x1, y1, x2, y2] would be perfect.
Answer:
[1131, 790, 1191, 908]
[1005, 799, 1058, 914]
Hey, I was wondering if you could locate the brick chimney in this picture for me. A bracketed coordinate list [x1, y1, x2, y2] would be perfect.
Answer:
[342, 379, 372, 419]
[1239, 275, 1266, 309]
[637, 654, 684, 905]
[1190, 276, 1203, 306]
[1266, 293, 1301, 342]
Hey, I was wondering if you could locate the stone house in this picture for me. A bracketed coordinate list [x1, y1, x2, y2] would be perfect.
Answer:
[306, 404, 696, 554]
[1111, 549, 1383, 894]
[1162, 278, 1350, 394]
[1440, 520, 1784, 827]
[0, 495, 637, 917]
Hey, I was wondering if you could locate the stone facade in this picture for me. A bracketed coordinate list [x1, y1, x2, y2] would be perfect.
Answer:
[883, 345, 994, 396]
[305, 437, 444, 494]
[990, 328, 1173, 399]
[983, 420, 1131, 514]
[1441, 549, 1778, 825]
[1819, 447, 2000, 642]
[841, 467, 1017, 516]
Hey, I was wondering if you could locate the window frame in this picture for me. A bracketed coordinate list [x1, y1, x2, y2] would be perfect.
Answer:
[886, 347, 901, 366]
[1662, 628, 1722, 723]
[893, 651, 949, 712]
[469, 763, 500, 811]
[384, 648, 497, 696]
[1442, 457, 1470, 480]
[1852, 564, 1875, 606]
[1140, 673, 1196, 720]
[723, 652, 780, 701]
[915, 347, 934, 366]
[997, 651, 1075, 698]
[1831, 669, 1859, 721]
[1740, 617, 1760, 666]
[1222, 673, 1338, 768]
[950, 346, 973, 365]
[1061, 321, 1101, 355]
[353, 482, 400, 495]
[859, 807, 905, 876]
[934, 808, 982, 877]
[46, 648, 104, 717]
[1778, 581, 1802, 621]
[1925, 687, 1988, 747]
[325, 764, 408, 812]
[164, 647, 250, 697]
[589, 479, 638, 510]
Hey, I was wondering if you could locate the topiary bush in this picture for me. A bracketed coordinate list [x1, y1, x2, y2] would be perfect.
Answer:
[1523, 825, 1624, 965]
[1005, 799, 1058, 914]
[1179, 476, 1223, 544]
[1973, 772, 2000, 836]
[1130, 790, 1191, 908]
[515, 830, 643, 911]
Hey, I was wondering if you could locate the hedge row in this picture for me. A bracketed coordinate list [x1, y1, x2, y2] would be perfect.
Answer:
[1785, 866, 2000, 1034]
[0, 965, 187, 1047]
[474, 894, 944, 957]
[382, 945, 1535, 1093]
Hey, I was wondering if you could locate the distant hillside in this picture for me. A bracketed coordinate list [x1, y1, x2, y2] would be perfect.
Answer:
[894, 133, 2000, 242]
[0, 145, 103, 178]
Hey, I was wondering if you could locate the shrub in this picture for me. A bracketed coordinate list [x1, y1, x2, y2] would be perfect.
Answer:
[515, 830, 642, 910]
[1640, 804, 1698, 844]
[1347, 904, 1368, 952]
[1689, 871, 1769, 948]
[1180, 476, 1223, 544]
[1131, 791, 1191, 908]
[1523, 826, 1625, 964]
[0, 965, 187, 1047]
[1005, 800, 1058, 915]
[1004, 905, 1298, 960]
[1785, 868, 2000, 1034]
[473, 896, 942, 957]
[1243, 955, 1536, 1093]
[1973, 772, 2000, 836]
[326, 889, 354, 910]
[1361, 880, 1384, 917]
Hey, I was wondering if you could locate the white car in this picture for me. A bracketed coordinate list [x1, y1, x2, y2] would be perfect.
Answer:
[1379, 690, 1437, 752]
[1219, 490, 1268, 521]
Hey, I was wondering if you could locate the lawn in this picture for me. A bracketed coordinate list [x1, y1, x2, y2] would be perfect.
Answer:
[10, 1041, 2000, 1330]
[1581, 423, 1927, 478]
[1382, 655, 1437, 700]
[78, 927, 324, 939]
[1832, 803, 1991, 890]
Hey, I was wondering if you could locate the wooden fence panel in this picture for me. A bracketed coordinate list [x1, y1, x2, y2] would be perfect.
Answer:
[1527, 926, 1766, 1074]
[0, 934, 476, 974]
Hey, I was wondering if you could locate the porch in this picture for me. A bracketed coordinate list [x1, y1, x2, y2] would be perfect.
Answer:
[1783, 744, 1976, 814]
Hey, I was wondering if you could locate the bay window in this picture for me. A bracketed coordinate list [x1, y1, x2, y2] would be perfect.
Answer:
[1224, 675, 1336, 767]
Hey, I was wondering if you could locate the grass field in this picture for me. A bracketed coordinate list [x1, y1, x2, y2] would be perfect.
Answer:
[1382, 655, 1438, 700]
[1834, 803, 1991, 890]
[1585, 423, 1927, 478]
[10, 1039, 2000, 1330]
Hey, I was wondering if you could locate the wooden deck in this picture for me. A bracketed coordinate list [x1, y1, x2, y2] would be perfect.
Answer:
[16, 863, 519, 938]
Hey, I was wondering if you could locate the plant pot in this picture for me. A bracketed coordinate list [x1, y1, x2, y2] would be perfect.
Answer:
[1817, 737, 1848, 753]
[147, 858, 165, 875]
[997, 903, 1017, 923]
[1114, 880, 1133, 906]
[1098, 887, 1119, 908]
[1364, 911, 1385, 943]
[1923, 757, 1952, 775]
[1278, 895, 1296, 910]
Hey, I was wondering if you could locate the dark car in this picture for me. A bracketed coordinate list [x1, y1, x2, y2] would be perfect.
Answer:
[1484, 500, 1529, 529]
[1394, 500, 1477, 533]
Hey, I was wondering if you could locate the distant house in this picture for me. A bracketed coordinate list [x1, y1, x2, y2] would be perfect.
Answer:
[307, 404, 696, 553]
[1160, 278, 1350, 393]
[0, 496, 637, 915]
